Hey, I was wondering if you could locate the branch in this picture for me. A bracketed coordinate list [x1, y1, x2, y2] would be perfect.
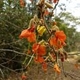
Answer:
[0, 54, 18, 65]
[0, 57, 21, 64]
[0, 49, 32, 57]
[64, 71, 80, 80]
[0, 64, 18, 74]
[26, 54, 34, 67]
[68, 52, 80, 55]
[0, 40, 21, 45]
[4, 20, 20, 29]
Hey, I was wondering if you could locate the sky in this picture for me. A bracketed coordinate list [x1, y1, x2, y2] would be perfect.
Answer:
[59, 0, 80, 32]
[26, 0, 80, 32]
[59, 0, 80, 17]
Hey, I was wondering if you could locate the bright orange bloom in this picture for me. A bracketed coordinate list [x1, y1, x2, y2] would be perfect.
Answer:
[27, 32, 36, 43]
[42, 62, 47, 71]
[49, 37, 57, 47]
[35, 56, 44, 63]
[21, 74, 27, 80]
[49, 31, 66, 48]
[49, 36, 63, 48]
[55, 31, 66, 44]
[19, 29, 36, 43]
[28, 26, 35, 32]
[53, 64, 61, 74]
[20, 0, 25, 7]
[32, 43, 46, 56]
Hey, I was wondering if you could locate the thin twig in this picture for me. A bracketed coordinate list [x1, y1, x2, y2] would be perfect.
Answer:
[65, 71, 80, 79]
[64, 71, 80, 80]
[4, 20, 20, 29]
[0, 57, 21, 64]
[0, 54, 18, 65]
[0, 64, 18, 74]
[26, 54, 34, 67]
[53, 0, 60, 11]
[0, 49, 32, 57]
[61, 62, 67, 77]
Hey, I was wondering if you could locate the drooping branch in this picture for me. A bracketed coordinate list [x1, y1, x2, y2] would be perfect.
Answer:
[0, 49, 32, 57]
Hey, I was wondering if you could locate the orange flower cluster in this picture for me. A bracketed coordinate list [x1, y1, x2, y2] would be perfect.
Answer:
[49, 31, 66, 49]
[32, 43, 46, 56]
[19, 0, 68, 76]
[32, 43, 46, 62]
[32, 43, 47, 71]
[19, 28, 36, 43]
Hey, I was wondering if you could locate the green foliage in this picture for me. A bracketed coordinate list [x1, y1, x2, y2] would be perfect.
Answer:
[0, 0, 32, 75]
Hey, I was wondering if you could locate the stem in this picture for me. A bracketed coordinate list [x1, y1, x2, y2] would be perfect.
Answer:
[61, 62, 67, 77]
[44, 20, 58, 62]
[44, 21, 51, 35]
[55, 51, 58, 63]
[53, 0, 60, 11]
[26, 54, 34, 67]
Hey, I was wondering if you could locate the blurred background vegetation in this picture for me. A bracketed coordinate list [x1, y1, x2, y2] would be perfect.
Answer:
[0, 0, 80, 78]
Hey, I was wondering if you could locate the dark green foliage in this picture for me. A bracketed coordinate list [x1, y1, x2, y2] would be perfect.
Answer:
[0, 0, 32, 75]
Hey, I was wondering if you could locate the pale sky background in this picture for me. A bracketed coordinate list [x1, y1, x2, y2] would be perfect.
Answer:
[26, 0, 80, 32]
[59, 0, 80, 32]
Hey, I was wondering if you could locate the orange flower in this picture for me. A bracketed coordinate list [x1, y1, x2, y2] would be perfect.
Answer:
[35, 56, 44, 63]
[27, 32, 36, 43]
[20, 0, 25, 7]
[49, 37, 57, 47]
[32, 43, 46, 56]
[21, 74, 27, 80]
[49, 31, 66, 48]
[28, 26, 35, 32]
[32, 43, 39, 53]
[19, 29, 36, 43]
[53, 64, 61, 74]
[55, 31, 66, 45]
[42, 62, 47, 71]
[49, 36, 63, 48]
